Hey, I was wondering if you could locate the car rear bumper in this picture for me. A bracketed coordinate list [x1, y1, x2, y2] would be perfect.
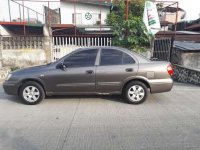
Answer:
[149, 78, 173, 93]
[3, 81, 19, 95]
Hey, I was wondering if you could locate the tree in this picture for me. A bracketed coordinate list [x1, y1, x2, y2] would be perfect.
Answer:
[107, 0, 150, 51]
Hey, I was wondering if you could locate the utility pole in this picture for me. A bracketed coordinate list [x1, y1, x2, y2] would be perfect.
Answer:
[126, 0, 129, 20]
[125, 0, 129, 39]
[8, 0, 12, 22]
[22, 0, 26, 35]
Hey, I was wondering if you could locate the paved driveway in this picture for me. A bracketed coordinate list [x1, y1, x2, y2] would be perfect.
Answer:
[0, 83, 200, 150]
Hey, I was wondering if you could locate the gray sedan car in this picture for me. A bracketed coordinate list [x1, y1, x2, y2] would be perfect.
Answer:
[3, 47, 173, 105]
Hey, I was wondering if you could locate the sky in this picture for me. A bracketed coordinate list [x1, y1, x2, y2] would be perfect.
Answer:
[0, 0, 60, 22]
[0, 0, 200, 22]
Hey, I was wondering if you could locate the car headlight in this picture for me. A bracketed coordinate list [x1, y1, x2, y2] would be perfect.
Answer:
[5, 73, 12, 81]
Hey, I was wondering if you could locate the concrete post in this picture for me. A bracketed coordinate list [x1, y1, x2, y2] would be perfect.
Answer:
[150, 37, 155, 59]
[43, 25, 52, 63]
[0, 36, 3, 68]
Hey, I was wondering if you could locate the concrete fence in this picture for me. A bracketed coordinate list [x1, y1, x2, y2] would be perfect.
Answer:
[0, 36, 47, 68]
[0, 35, 113, 67]
[173, 64, 200, 85]
[1, 36, 44, 50]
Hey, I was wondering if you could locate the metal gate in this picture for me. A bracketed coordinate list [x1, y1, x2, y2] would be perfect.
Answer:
[153, 37, 173, 61]
[52, 36, 112, 61]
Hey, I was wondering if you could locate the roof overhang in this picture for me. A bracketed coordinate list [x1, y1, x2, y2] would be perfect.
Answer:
[0, 21, 43, 27]
[185, 24, 200, 31]
[60, 0, 112, 7]
[51, 24, 74, 28]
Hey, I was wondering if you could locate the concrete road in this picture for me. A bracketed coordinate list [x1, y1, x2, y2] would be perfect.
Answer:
[0, 83, 200, 150]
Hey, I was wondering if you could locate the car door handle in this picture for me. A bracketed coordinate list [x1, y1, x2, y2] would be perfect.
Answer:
[86, 70, 94, 74]
[125, 68, 133, 72]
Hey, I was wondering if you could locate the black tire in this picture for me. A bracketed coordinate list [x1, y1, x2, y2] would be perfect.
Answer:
[19, 81, 45, 105]
[123, 81, 148, 104]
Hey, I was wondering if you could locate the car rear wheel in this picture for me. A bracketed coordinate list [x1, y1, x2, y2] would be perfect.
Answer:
[124, 81, 148, 104]
[20, 81, 45, 105]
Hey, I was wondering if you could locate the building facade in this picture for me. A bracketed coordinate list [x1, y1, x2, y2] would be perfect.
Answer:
[60, 0, 111, 26]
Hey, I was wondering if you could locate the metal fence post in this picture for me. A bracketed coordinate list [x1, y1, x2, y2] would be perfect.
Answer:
[169, 37, 174, 63]
[151, 37, 155, 59]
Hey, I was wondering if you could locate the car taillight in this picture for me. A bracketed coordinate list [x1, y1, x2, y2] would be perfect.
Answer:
[167, 64, 173, 77]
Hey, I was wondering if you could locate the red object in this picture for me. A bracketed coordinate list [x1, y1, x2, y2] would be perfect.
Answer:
[167, 64, 173, 77]
[51, 24, 74, 28]
[74, 0, 77, 36]
[126, 0, 129, 20]
[0, 21, 26, 25]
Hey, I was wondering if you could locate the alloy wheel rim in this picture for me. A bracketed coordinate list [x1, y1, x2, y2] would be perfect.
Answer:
[128, 85, 145, 102]
[23, 86, 40, 102]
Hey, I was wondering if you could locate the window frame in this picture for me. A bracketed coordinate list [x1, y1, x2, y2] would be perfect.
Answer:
[72, 13, 82, 25]
[62, 48, 99, 68]
[99, 48, 136, 66]
[122, 51, 136, 65]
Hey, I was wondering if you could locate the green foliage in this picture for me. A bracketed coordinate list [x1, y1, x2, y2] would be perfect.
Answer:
[156, 2, 164, 10]
[10, 66, 20, 71]
[106, 0, 150, 52]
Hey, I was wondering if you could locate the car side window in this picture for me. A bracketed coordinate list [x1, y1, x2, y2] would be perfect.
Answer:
[63, 49, 98, 68]
[100, 49, 123, 66]
[100, 49, 135, 66]
[122, 53, 135, 64]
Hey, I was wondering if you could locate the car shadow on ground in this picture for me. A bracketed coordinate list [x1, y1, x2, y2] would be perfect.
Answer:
[1, 93, 128, 105]
[45, 95, 127, 104]
[0, 94, 22, 104]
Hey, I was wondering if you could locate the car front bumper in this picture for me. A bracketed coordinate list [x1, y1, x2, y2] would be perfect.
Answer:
[3, 81, 20, 95]
[149, 78, 173, 93]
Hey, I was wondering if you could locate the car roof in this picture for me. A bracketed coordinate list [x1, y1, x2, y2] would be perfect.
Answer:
[78, 46, 150, 63]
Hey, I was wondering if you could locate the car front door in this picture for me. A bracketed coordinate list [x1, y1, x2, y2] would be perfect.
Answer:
[96, 48, 138, 93]
[45, 49, 98, 94]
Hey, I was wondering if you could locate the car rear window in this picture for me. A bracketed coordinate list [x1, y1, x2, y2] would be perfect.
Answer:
[100, 49, 135, 66]
[100, 49, 122, 66]
[123, 53, 135, 64]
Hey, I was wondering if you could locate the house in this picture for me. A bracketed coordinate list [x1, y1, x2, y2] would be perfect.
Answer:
[0, 0, 113, 36]
[156, 2, 186, 31]
[54, 0, 113, 36]
[159, 6, 186, 24]
[60, 0, 112, 26]
[0, 0, 113, 68]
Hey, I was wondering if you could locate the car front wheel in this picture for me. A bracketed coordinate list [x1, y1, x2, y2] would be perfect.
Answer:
[124, 81, 148, 104]
[19, 81, 45, 105]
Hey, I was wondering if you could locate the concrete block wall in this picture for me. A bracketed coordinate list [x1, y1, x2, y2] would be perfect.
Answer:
[173, 65, 200, 85]
[2, 49, 46, 68]
[171, 47, 200, 70]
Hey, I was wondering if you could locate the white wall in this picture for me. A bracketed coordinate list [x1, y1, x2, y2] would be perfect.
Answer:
[60, 2, 110, 25]
[0, 25, 12, 36]
[2, 49, 46, 68]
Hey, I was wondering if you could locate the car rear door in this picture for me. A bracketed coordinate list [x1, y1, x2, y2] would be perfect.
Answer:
[96, 48, 138, 93]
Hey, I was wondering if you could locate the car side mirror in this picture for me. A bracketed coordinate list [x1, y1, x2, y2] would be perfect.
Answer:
[62, 64, 67, 71]
[57, 63, 68, 71]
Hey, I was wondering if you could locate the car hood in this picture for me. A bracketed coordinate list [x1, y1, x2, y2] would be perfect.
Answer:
[11, 64, 49, 76]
